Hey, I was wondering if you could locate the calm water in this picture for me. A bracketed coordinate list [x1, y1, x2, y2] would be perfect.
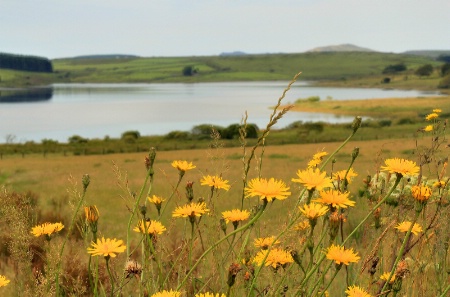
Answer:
[0, 82, 439, 143]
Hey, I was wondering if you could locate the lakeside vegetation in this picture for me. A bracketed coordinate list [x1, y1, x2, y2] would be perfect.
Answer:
[1, 51, 449, 90]
[0, 68, 449, 296]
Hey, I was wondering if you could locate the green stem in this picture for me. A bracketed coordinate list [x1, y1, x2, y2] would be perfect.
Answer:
[159, 174, 183, 219]
[177, 200, 268, 291]
[440, 284, 450, 297]
[380, 209, 421, 293]
[56, 181, 88, 296]
[316, 265, 341, 296]
[105, 257, 114, 297]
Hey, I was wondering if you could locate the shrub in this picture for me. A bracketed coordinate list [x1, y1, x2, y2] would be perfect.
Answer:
[415, 64, 434, 77]
[438, 74, 450, 89]
[165, 131, 191, 140]
[382, 63, 406, 74]
[68, 135, 88, 144]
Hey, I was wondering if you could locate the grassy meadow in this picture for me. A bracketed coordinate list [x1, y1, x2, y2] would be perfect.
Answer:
[0, 51, 447, 89]
[1, 55, 450, 296]
[1, 112, 449, 296]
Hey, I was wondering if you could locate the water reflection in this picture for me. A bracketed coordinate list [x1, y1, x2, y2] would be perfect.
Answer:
[0, 87, 53, 103]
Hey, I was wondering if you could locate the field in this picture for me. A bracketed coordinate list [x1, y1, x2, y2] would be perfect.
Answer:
[1, 119, 449, 296]
[0, 51, 447, 90]
[1, 52, 449, 296]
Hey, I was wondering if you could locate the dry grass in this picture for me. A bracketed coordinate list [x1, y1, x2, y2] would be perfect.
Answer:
[289, 95, 450, 120]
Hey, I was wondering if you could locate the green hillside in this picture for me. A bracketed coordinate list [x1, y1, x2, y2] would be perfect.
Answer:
[0, 51, 445, 88]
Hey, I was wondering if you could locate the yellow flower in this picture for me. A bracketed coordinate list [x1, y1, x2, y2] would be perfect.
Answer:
[395, 221, 423, 235]
[299, 203, 328, 219]
[380, 272, 396, 283]
[200, 175, 230, 191]
[244, 178, 291, 202]
[326, 244, 360, 265]
[433, 108, 442, 113]
[292, 168, 333, 191]
[0, 275, 10, 287]
[333, 168, 358, 184]
[292, 220, 310, 231]
[314, 189, 356, 209]
[423, 125, 433, 132]
[433, 180, 446, 188]
[313, 151, 328, 160]
[171, 160, 196, 172]
[133, 220, 166, 235]
[222, 209, 250, 224]
[254, 236, 281, 249]
[172, 202, 209, 218]
[253, 248, 294, 268]
[31, 222, 64, 237]
[307, 158, 322, 168]
[148, 195, 165, 206]
[195, 293, 226, 297]
[87, 237, 126, 258]
[380, 158, 420, 177]
[85, 205, 100, 223]
[411, 184, 432, 202]
[345, 285, 372, 297]
[151, 290, 181, 297]
[425, 113, 439, 121]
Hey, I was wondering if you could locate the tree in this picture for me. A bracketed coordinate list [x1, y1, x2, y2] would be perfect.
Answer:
[382, 63, 406, 74]
[182, 65, 198, 76]
[441, 63, 450, 77]
[415, 64, 433, 77]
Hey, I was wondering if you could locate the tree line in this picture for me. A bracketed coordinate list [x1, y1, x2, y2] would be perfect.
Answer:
[0, 53, 53, 73]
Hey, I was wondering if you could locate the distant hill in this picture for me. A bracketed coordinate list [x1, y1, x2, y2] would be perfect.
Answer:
[402, 50, 450, 59]
[307, 44, 375, 52]
[219, 51, 248, 56]
[69, 54, 140, 60]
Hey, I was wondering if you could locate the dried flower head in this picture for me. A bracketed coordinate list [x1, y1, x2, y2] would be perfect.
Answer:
[200, 175, 230, 191]
[244, 177, 291, 202]
[124, 259, 142, 279]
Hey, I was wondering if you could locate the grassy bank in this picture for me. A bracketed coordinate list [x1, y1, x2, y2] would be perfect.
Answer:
[0, 51, 446, 88]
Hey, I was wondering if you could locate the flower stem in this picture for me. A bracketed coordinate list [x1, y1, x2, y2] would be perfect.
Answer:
[105, 257, 114, 297]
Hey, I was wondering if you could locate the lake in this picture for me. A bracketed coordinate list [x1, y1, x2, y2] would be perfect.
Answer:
[0, 82, 440, 143]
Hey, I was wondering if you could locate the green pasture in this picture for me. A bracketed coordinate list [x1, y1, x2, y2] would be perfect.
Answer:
[1, 51, 446, 87]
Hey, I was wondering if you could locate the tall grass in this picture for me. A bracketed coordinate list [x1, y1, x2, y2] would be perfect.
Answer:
[0, 75, 449, 296]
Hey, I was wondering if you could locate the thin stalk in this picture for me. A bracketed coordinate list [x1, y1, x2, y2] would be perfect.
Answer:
[177, 200, 268, 291]
[380, 209, 421, 293]
[316, 265, 341, 296]
[105, 257, 114, 297]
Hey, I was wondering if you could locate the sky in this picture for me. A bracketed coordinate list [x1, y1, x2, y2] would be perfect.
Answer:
[1, 0, 449, 59]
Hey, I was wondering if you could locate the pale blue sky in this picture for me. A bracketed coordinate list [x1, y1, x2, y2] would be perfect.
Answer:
[1, 0, 449, 59]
